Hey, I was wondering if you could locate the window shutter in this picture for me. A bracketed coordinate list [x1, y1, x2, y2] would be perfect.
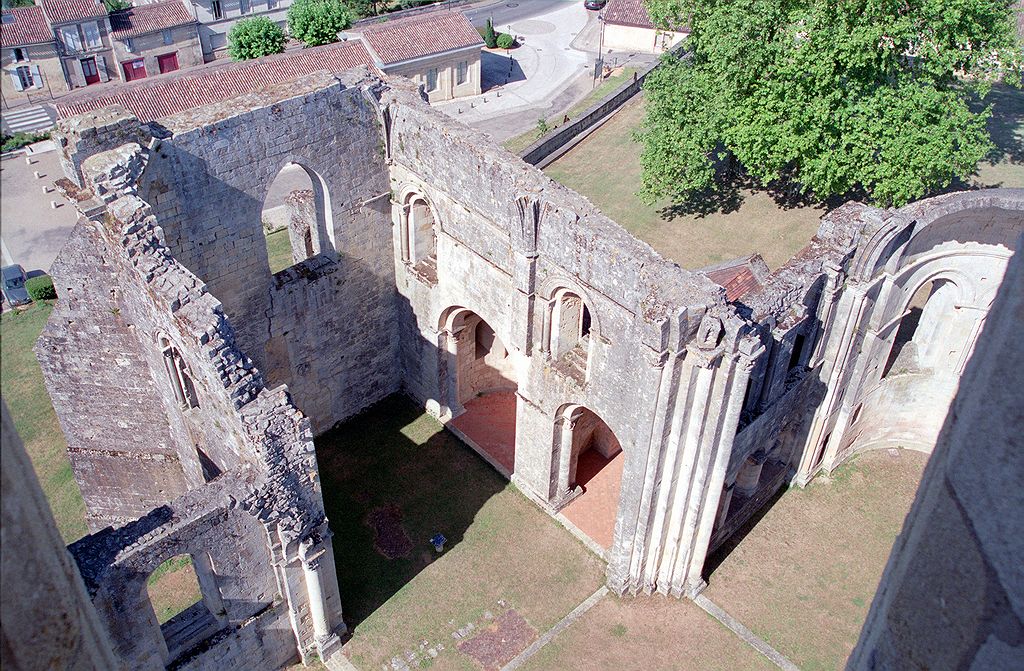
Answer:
[10, 70, 24, 92]
[96, 54, 109, 81]
[61, 25, 82, 51]
[31, 64, 43, 88]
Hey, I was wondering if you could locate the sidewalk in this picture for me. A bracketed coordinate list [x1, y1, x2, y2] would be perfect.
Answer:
[433, 1, 595, 141]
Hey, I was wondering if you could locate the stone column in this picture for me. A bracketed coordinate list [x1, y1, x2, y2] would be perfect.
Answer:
[299, 537, 343, 662]
[553, 411, 580, 506]
[714, 484, 734, 530]
[735, 451, 766, 496]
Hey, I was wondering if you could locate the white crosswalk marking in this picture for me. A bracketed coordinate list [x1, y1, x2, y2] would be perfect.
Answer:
[1, 105, 55, 135]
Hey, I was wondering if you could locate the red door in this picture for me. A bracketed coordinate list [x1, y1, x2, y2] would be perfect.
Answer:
[157, 52, 179, 74]
[81, 57, 100, 85]
[122, 58, 147, 82]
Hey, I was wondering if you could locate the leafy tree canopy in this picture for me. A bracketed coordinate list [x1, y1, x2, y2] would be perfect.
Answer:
[639, 0, 1022, 206]
[228, 16, 286, 60]
[287, 0, 352, 47]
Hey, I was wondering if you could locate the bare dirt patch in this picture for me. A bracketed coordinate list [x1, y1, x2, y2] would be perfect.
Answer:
[366, 503, 413, 560]
[704, 449, 928, 670]
[457, 609, 537, 670]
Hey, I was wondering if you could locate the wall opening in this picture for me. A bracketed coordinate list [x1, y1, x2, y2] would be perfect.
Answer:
[262, 162, 334, 274]
[444, 309, 519, 475]
[559, 406, 623, 550]
[881, 279, 956, 378]
[401, 192, 438, 281]
[547, 289, 593, 382]
[160, 336, 199, 410]
[146, 554, 224, 662]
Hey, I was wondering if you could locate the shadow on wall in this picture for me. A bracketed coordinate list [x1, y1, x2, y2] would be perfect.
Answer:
[314, 395, 507, 627]
[481, 50, 527, 92]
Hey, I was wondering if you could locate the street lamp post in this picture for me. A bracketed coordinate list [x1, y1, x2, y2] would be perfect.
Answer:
[594, 12, 605, 88]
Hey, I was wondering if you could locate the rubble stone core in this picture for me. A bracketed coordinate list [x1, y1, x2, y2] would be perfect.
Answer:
[32, 66, 1024, 670]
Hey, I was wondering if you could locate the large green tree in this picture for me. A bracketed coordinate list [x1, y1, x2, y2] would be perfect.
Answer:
[639, 0, 1022, 206]
[228, 16, 286, 60]
[287, 0, 352, 47]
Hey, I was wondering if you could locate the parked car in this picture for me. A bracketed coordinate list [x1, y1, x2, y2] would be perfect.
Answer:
[1, 265, 31, 307]
[584, 0, 607, 9]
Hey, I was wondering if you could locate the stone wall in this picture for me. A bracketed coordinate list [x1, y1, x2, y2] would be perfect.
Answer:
[1, 403, 120, 671]
[847, 240, 1024, 670]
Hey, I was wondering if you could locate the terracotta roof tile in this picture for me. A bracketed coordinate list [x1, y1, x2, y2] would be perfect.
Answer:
[109, 0, 194, 40]
[40, 0, 107, 25]
[56, 41, 376, 123]
[603, 0, 654, 29]
[704, 256, 768, 302]
[1, 6, 53, 47]
[356, 10, 482, 66]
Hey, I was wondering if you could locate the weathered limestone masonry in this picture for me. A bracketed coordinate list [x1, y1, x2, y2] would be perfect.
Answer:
[848, 235, 1024, 670]
[1, 403, 120, 671]
[35, 59, 1024, 669]
[37, 141, 347, 669]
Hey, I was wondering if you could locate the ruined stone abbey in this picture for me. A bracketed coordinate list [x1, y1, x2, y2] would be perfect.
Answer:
[3, 65, 1021, 670]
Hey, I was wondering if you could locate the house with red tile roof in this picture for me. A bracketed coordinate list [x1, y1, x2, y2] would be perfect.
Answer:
[108, 0, 201, 83]
[601, 0, 687, 54]
[40, 0, 120, 89]
[54, 39, 375, 122]
[348, 10, 483, 102]
[2, 5, 65, 103]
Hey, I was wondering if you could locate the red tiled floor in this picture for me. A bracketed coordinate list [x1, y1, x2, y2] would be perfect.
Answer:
[562, 449, 624, 550]
[450, 391, 517, 474]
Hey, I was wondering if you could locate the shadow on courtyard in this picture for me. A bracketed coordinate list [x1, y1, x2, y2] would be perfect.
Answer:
[481, 50, 527, 92]
[314, 395, 506, 626]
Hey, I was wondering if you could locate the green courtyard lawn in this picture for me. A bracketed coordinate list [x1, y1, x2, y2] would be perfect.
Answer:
[1, 301, 87, 543]
[266, 227, 293, 274]
[702, 449, 929, 671]
[544, 85, 1024, 271]
[521, 593, 775, 671]
[317, 396, 607, 671]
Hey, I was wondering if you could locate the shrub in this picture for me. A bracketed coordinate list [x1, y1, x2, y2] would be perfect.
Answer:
[103, 0, 131, 11]
[483, 18, 497, 48]
[25, 275, 56, 301]
[287, 0, 352, 46]
[496, 32, 515, 49]
[228, 17, 286, 61]
[2, 131, 50, 153]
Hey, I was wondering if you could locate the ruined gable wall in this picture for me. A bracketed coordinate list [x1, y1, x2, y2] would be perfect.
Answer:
[36, 216, 190, 531]
[137, 72, 399, 432]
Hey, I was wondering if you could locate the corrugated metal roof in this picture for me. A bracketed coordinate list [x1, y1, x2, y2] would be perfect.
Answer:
[1, 6, 53, 47]
[56, 41, 376, 123]
[109, 0, 194, 40]
[356, 10, 482, 66]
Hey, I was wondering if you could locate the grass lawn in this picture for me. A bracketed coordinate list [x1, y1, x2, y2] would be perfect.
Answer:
[147, 555, 203, 624]
[521, 594, 775, 671]
[544, 85, 1024, 271]
[266, 227, 293, 274]
[502, 68, 639, 155]
[1, 301, 86, 543]
[702, 449, 929, 671]
[316, 396, 607, 671]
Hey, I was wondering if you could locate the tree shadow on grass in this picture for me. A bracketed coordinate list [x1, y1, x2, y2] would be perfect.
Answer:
[657, 162, 853, 221]
[315, 394, 506, 627]
[975, 84, 1024, 166]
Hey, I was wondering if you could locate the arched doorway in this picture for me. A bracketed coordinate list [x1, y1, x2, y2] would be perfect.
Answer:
[442, 308, 519, 475]
[262, 161, 334, 274]
[556, 406, 624, 551]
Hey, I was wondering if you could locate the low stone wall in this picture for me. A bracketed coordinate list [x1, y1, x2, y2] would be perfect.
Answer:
[518, 56, 664, 168]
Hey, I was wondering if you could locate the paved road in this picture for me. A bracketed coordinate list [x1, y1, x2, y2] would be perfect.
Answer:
[0, 148, 79, 275]
[464, 0, 571, 27]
